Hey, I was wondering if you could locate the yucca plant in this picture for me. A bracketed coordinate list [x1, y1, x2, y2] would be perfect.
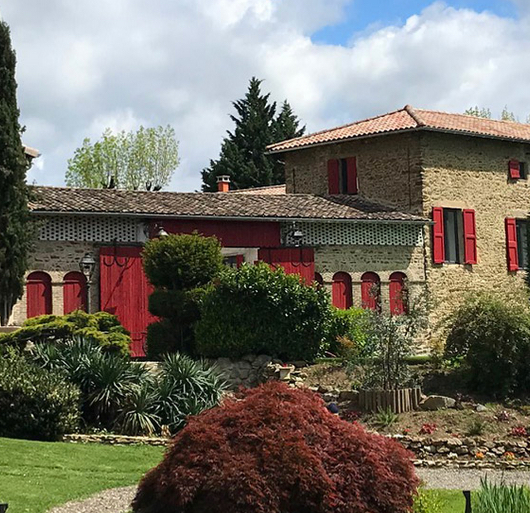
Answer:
[473, 478, 530, 513]
[117, 383, 160, 436]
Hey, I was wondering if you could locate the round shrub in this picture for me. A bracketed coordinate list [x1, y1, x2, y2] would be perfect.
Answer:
[327, 306, 370, 357]
[0, 310, 131, 357]
[132, 381, 418, 513]
[0, 350, 81, 440]
[195, 263, 332, 361]
[444, 293, 530, 397]
[142, 233, 224, 290]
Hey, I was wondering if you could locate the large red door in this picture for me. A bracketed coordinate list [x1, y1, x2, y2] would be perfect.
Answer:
[258, 248, 315, 284]
[331, 272, 352, 309]
[99, 246, 156, 357]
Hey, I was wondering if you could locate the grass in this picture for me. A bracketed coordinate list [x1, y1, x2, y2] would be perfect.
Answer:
[428, 489, 466, 512]
[0, 437, 165, 513]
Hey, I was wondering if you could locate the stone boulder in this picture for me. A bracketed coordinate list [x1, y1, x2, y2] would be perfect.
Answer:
[419, 395, 456, 411]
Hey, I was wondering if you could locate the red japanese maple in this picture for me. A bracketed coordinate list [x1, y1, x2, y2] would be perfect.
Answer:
[132, 381, 418, 513]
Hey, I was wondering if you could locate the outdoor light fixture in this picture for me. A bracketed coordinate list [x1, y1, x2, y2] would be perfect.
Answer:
[79, 253, 96, 313]
[157, 226, 169, 238]
[289, 222, 304, 247]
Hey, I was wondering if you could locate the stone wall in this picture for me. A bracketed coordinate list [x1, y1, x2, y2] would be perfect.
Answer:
[209, 354, 274, 389]
[421, 132, 530, 322]
[284, 132, 424, 214]
[316, 245, 426, 314]
[9, 240, 101, 325]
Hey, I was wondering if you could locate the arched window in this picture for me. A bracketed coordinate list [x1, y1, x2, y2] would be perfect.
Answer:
[26, 271, 52, 318]
[332, 272, 352, 309]
[63, 271, 87, 314]
[314, 272, 324, 288]
[389, 272, 408, 315]
[361, 272, 381, 311]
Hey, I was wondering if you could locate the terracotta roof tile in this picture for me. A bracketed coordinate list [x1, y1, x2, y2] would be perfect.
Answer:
[267, 105, 530, 152]
[29, 186, 426, 223]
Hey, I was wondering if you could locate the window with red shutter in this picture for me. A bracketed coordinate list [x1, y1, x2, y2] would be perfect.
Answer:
[506, 218, 519, 271]
[432, 207, 445, 264]
[327, 159, 340, 194]
[346, 157, 358, 194]
[463, 209, 477, 264]
[509, 160, 521, 180]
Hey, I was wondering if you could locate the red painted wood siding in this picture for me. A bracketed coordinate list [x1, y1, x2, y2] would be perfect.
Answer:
[332, 272, 353, 309]
[99, 246, 156, 357]
[63, 271, 87, 314]
[27, 271, 52, 318]
[156, 219, 280, 248]
[361, 272, 381, 311]
[389, 272, 407, 315]
[258, 248, 315, 284]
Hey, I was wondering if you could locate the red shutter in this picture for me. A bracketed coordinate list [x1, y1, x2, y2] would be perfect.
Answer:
[361, 272, 381, 312]
[327, 159, 340, 194]
[463, 209, 477, 264]
[346, 157, 358, 194]
[506, 218, 519, 271]
[389, 272, 407, 316]
[509, 160, 521, 180]
[432, 207, 445, 264]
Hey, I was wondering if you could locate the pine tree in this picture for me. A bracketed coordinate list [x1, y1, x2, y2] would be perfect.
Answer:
[0, 21, 33, 324]
[201, 78, 305, 191]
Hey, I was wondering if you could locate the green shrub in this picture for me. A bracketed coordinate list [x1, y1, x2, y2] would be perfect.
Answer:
[142, 234, 223, 358]
[0, 349, 81, 440]
[444, 293, 530, 397]
[473, 478, 530, 513]
[0, 310, 131, 357]
[195, 262, 332, 361]
[142, 233, 224, 290]
[327, 306, 370, 357]
[413, 488, 443, 513]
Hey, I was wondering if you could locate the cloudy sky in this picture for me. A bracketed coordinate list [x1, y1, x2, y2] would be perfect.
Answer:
[2, 0, 529, 191]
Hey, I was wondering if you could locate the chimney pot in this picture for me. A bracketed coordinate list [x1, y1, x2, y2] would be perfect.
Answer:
[216, 175, 230, 192]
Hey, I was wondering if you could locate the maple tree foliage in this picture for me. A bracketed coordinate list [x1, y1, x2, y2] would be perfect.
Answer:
[132, 381, 418, 513]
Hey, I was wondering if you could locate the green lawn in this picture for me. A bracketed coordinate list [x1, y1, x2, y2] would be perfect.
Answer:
[425, 489, 467, 512]
[0, 437, 165, 513]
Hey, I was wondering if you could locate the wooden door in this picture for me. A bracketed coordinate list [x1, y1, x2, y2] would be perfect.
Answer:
[332, 272, 352, 309]
[99, 246, 156, 357]
[63, 271, 87, 314]
[26, 271, 52, 318]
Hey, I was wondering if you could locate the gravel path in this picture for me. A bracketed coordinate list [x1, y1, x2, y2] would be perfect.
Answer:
[46, 469, 530, 512]
[417, 468, 530, 489]
[47, 486, 136, 513]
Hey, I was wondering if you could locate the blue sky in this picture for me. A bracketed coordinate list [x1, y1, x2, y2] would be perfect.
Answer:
[313, 0, 518, 45]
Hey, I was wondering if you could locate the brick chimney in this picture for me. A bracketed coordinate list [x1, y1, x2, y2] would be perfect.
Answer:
[216, 175, 230, 192]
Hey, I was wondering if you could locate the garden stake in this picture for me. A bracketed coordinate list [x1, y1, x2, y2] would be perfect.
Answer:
[463, 490, 472, 513]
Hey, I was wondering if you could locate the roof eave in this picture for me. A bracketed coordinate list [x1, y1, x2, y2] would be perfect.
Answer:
[30, 210, 429, 225]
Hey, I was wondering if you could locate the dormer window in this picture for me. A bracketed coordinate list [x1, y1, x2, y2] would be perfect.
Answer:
[327, 157, 358, 194]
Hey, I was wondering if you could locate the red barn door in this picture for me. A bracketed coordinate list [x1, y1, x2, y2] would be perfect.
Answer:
[258, 248, 315, 283]
[99, 246, 156, 357]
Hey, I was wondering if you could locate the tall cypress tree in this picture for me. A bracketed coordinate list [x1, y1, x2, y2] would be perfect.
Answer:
[201, 78, 305, 191]
[0, 21, 33, 324]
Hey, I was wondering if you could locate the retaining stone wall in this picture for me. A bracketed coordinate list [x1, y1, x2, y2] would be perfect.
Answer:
[208, 354, 273, 389]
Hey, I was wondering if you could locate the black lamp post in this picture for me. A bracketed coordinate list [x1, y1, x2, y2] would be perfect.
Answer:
[0, 503, 8, 512]
[79, 253, 96, 313]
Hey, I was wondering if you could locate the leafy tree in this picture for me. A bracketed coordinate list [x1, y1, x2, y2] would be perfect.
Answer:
[0, 21, 34, 325]
[464, 106, 492, 119]
[202, 78, 305, 191]
[66, 125, 179, 190]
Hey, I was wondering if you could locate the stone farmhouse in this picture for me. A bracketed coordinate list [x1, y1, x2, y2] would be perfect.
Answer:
[12, 105, 530, 355]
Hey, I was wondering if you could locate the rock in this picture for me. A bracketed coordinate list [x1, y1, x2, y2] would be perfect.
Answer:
[475, 404, 488, 412]
[419, 395, 456, 411]
[338, 390, 359, 402]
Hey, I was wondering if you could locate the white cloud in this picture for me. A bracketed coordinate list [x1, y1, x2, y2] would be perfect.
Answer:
[2, 0, 530, 191]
